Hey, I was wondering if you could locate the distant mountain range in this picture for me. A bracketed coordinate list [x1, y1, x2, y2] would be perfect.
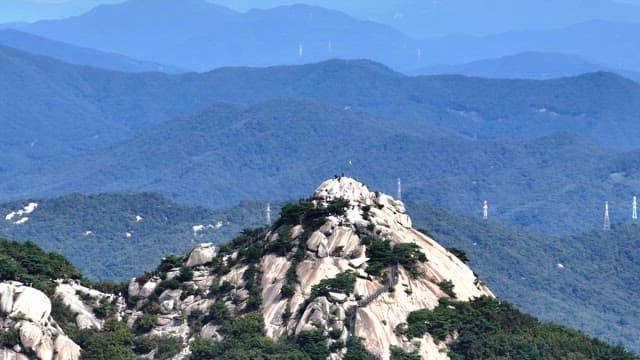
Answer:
[10, 0, 424, 72]
[6, 0, 640, 40]
[4, 96, 640, 235]
[0, 29, 182, 73]
[3, 46, 640, 234]
[410, 51, 640, 82]
[3, 44, 640, 159]
[419, 20, 640, 72]
[210, 0, 640, 38]
[6, 0, 640, 73]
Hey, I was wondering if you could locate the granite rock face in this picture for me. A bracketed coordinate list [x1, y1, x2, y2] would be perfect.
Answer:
[0, 282, 82, 360]
[186, 243, 216, 268]
[259, 177, 493, 359]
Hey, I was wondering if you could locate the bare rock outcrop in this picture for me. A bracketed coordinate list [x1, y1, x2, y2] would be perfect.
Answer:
[0, 282, 82, 360]
[55, 282, 117, 330]
[259, 177, 494, 359]
[186, 243, 216, 267]
[10, 286, 51, 324]
[53, 336, 81, 360]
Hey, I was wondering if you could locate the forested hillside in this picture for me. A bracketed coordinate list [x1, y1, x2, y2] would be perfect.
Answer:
[0, 29, 181, 73]
[4, 45, 640, 234]
[0, 193, 270, 280]
[3, 45, 640, 167]
[407, 202, 640, 353]
[4, 98, 639, 234]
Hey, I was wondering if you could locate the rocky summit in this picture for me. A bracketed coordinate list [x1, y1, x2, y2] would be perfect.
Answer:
[259, 177, 494, 358]
[1, 177, 497, 360]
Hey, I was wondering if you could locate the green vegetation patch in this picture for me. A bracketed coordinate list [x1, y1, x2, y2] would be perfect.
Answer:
[296, 330, 330, 360]
[190, 312, 309, 359]
[404, 297, 639, 360]
[361, 237, 426, 277]
[311, 271, 357, 299]
[277, 198, 350, 230]
[0, 238, 82, 295]
[437, 280, 456, 298]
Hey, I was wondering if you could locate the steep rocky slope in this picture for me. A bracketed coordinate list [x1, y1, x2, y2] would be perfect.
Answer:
[122, 177, 493, 359]
[261, 177, 493, 358]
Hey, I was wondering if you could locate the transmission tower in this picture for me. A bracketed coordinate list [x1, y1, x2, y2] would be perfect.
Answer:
[397, 178, 402, 201]
[603, 201, 611, 231]
[483, 200, 488, 220]
[633, 196, 638, 220]
[265, 203, 272, 226]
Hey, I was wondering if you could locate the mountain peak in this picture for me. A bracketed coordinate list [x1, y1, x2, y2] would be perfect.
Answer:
[313, 176, 372, 204]
[260, 178, 494, 357]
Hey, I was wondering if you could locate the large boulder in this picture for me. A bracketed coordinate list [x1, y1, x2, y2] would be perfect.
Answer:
[54, 336, 81, 360]
[306, 231, 326, 251]
[186, 243, 216, 268]
[138, 278, 160, 298]
[295, 297, 332, 334]
[11, 287, 51, 324]
[314, 177, 373, 205]
[328, 292, 348, 303]
[325, 227, 360, 255]
[35, 336, 53, 360]
[18, 321, 43, 350]
[158, 288, 183, 315]
[128, 278, 141, 298]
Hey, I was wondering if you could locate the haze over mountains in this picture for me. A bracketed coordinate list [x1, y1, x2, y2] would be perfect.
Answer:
[3, 44, 640, 234]
[7, 0, 640, 39]
[4, 44, 640, 155]
[411, 51, 640, 82]
[5, 0, 640, 75]
[0, 29, 181, 73]
[419, 20, 640, 73]
[212, 0, 640, 38]
[11, 0, 424, 72]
